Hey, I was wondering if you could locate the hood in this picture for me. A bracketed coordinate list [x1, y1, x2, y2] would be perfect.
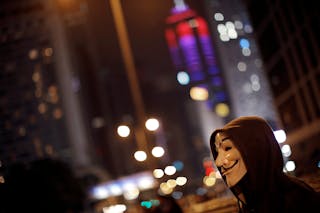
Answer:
[210, 116, 284, 196]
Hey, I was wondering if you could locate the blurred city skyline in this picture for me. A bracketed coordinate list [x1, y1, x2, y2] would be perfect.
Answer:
[0, 0, 319, 211]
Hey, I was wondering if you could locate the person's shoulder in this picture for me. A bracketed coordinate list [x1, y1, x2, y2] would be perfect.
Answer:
[283, 175, 320, 211]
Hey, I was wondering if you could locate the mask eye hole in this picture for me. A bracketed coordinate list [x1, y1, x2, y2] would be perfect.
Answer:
[224, 146, 232, 151]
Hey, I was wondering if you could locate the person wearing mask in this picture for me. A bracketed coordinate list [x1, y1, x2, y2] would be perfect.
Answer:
[210, 116, 320, 212]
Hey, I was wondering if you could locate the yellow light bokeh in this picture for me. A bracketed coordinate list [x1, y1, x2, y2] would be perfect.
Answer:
[215, 103, 230, 117]
[190, 86, 209, 101]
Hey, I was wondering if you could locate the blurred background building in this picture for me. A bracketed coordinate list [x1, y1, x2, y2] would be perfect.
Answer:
[1, 0, 319, 212]
[242, 0, 320, 176]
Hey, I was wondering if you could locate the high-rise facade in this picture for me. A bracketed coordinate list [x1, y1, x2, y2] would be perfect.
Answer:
[203, 0, 280, 126]
[243, 0, 320, 175]
[165, 0, 231, 118]
[0, 0, 112, 181]
[0, 1, 71, 165]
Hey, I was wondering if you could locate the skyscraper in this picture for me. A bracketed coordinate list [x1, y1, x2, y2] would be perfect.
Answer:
[203, 0, 280, 126]
[0, 0, 111, 181]
[0, 0, 72, 165]
[165, 0, 231, 119]
[243, 0, 320, 175]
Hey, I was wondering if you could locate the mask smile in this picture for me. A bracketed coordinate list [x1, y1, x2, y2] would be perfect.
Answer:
[220, 160, 238, 176]
[214, 132, 247, 187]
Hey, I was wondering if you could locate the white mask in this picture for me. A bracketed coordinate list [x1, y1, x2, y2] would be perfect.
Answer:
[214, 132, 247, 187]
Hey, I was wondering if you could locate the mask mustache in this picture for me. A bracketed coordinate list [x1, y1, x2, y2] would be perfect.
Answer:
[218, 160, 238, 175]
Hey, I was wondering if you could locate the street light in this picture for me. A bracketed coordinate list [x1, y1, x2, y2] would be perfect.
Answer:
[134, 151, 147, 162]
[116, 117, 165, 164]
[110, 0, 152, 167]
[117, 125, 130, 138]
[151, 146, 165, 158]
[145, 118, 160, 131]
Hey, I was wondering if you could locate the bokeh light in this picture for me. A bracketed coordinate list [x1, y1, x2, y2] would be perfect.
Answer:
[177, 71, 190, 85]
[215, 103, 230, 117]
[151, 146, 165, 158]
[117, 125, 130, 138]
[134, 151, 147, 162]
[145, 118, 160, 131]
[190, 86, 209, 101]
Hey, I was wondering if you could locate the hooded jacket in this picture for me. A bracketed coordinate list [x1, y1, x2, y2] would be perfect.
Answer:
[210, 116, 320, 213]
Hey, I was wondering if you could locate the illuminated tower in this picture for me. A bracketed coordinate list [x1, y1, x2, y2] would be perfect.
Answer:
[203, 0, 280, 128]
[165, 0, 231, 119]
